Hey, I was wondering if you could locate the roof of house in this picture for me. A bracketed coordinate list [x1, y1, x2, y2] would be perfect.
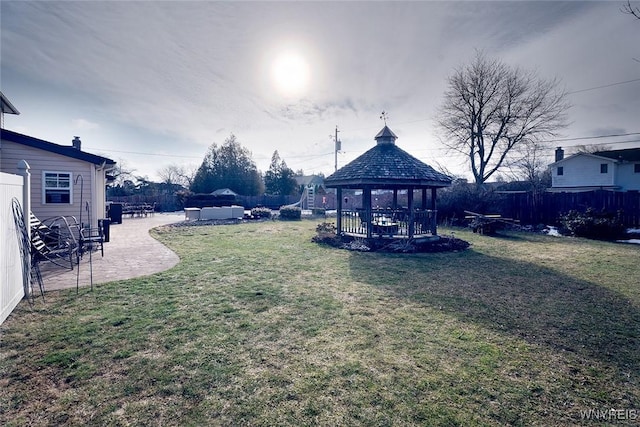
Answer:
[1, 129, 116, 167]
[593, 148, 640, 162]
[0, 91, 20, 115]
[325, 126, 451, 189]
[551, 147, 640, 166]
[211, 188, 238, 196]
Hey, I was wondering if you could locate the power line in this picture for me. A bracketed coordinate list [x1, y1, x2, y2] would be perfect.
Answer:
[425, 131, 640, 148]
[86, 145, 334, 162]
[565, 138, 640, 147]
[542, 132, 640, 143]
[285, 151, 334, 159]
[343, 79, 640, 134]
[86, 128, 640, 168]
[85, 147, 203, 159]
[566, 78, 640, 95]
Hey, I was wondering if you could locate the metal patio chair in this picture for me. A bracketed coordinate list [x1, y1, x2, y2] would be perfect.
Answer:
[30, 213, 81, 271]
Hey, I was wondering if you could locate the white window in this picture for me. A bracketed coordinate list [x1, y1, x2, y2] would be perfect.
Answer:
[43, 171, 72, 204]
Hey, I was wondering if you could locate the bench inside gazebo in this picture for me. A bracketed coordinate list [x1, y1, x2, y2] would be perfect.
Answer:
[324, 125, 451, 241]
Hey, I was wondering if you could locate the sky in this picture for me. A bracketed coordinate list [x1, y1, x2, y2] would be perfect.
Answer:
[1, 1, 639, 183]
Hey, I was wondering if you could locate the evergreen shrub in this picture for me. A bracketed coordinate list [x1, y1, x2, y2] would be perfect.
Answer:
[558, 208, 626, 240]
[279, 206, 301, 220]
[251, 207, 272, 219]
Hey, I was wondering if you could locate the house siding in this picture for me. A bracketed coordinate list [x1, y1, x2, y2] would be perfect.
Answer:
[1, 139, 100, 225]
[552, 155, 616, 188]
[616, 163, 640, 191]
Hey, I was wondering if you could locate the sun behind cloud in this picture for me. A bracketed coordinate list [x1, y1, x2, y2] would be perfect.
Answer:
[271, 51, 310, 97]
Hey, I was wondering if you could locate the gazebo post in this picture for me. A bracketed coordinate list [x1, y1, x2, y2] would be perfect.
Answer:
[336, 187, 343, 235]
[393, 189, 398, 209]
[421, 188, 428, 237]
[364, 187, 372, 239]
[407, 187, 415, 238]
[431, 187, 437, 235]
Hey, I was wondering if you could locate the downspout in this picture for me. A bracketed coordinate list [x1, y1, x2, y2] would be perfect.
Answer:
[90, 163, 100, 228]
[95, 161, 109, 227]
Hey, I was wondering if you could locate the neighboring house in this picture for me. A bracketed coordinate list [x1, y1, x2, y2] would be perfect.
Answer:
[0, 129, 116, 228]
[1, 91, 20, 126]
[549, 147, 640, 192]
[211, 188, 238, 197]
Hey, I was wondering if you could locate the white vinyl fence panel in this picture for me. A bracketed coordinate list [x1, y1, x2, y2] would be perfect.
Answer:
[1, 171, 25, 325]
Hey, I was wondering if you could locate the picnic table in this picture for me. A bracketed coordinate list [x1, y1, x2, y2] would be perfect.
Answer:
[464, 210, 519, 235]
[123, 203, 156, 218]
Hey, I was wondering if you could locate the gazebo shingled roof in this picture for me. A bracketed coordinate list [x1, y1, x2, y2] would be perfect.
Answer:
[324, 125, 452, 188]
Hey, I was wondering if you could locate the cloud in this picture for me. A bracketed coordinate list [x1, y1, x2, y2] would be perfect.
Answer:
[2, 1, 638, 181]
[72, 118, 100, 131]
[587, 127, 629, 137]
[275, 98, 360, 123]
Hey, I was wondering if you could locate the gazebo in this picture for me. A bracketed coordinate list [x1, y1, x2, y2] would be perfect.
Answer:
[324, 125, 452, 240]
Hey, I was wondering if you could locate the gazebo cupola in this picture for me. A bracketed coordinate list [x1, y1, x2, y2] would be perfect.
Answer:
[324, 124, 451, 240]
[375, 126, 397, 145]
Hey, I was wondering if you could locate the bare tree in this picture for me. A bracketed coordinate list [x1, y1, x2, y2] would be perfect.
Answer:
[510, 142, 552, 192]
[570, 143, 608, 154]
[157, 165, 180, 185]
[622, 1, 640, 19]
[157, 164, 197, 188]
[437, 51, 570, 186]
[432, 160, 464, 182]
[111, 158, 137, 187]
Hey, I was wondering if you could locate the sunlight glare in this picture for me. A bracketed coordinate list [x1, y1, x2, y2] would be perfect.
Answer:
[271, 52, 310, 97]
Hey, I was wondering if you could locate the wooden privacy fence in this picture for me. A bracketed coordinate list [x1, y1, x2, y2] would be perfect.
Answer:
[501, 190, 640, 227]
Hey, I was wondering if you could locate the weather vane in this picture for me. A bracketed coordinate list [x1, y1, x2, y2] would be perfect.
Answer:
[380, 110, 389, 125]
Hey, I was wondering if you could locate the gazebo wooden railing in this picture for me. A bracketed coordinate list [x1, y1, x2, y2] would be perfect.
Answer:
[339, 208, 437, 238]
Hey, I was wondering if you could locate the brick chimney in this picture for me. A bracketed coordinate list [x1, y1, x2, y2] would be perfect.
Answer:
[555, 146, 564, 162]
[72, 136, 81, 150]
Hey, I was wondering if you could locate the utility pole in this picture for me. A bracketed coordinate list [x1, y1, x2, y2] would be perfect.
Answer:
[333, 125, 341, 172]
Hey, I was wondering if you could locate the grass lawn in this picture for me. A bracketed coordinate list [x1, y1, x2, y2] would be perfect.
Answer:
[1, 219, 639, 426]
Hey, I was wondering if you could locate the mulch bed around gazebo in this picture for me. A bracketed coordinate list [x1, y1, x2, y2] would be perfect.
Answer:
[312, 222, 470, 253]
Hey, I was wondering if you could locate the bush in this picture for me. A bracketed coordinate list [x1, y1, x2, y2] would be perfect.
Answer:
[250, 207, 272, 219]
[558, 208, 626, 240]
[279, 205, 301, 220]
[311, 208, 326, 216]
[311, 222, 341, 246]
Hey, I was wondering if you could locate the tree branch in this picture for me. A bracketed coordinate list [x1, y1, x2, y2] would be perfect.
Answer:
[622, 1, 640, 19]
